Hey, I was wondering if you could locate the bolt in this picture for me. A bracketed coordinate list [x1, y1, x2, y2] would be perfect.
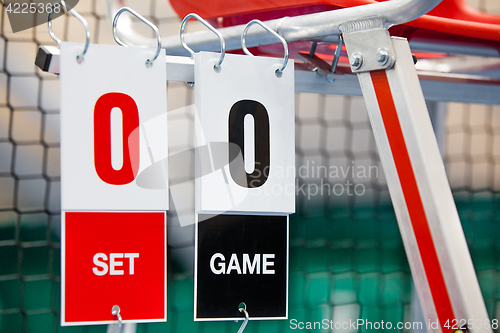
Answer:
[350, 52, 363, 70]
[376, 48, 389, 65]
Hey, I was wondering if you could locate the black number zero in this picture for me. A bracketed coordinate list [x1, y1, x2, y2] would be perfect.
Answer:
[228, 100, 270, 188]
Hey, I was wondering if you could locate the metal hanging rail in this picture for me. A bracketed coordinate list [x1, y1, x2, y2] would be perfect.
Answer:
[105, 0, 443, 56]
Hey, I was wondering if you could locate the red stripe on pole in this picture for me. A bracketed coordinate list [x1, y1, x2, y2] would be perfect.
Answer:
[370, 69, 454, 332]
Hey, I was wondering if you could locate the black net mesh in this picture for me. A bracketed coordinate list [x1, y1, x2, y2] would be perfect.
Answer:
[0, 0, 499, 332]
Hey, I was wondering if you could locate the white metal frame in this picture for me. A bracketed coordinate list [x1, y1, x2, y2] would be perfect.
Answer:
[37, 0, 500, 331]
[35, 51, 500, 104]
[355, 36, 490, 333]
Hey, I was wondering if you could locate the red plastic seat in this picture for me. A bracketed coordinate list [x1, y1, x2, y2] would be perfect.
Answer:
[170, 0, 500, 56]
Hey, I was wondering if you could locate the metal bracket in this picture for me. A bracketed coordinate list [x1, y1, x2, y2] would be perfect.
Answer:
[340, 18, 395, 73]
[296, 51, 339, 82]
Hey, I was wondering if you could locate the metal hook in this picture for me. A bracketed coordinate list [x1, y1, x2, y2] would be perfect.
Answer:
[111, 305, 123, 333]
[236, 303, 249, 333]
[113, 7, 162, 68]
[241, 19, 289, 78]
[180, 13, 225, 72]
[47, 0, 90, 64]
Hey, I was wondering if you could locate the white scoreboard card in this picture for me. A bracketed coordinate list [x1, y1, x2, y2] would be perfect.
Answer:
[194, 52, 295, 214]
[60, 42, 168, 211]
